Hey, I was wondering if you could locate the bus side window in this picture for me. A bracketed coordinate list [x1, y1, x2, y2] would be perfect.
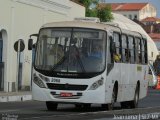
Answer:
[122, 34, 128, 63]
[135, 37, 142, 64]
[128, 36, 135, 64]
[144, 39, 148, 64]
[108, 37, 113, 63]
[113, 32, 121, 62]
[141, 39, 145, 64]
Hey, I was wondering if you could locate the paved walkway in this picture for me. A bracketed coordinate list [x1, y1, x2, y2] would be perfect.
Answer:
[0, 91, 32, 102]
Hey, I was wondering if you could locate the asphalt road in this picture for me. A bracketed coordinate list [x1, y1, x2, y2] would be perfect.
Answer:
[0, 88, 160, 120]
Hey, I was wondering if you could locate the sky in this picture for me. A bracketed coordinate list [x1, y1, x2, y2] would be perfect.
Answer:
[105, 0, 160, 17]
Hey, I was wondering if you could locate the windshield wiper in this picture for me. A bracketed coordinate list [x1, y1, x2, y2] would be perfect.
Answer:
[73, 47, 86, 73]
[76, 55, 86, 72]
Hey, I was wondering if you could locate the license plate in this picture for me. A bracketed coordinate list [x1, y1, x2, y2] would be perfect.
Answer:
[60, 92, 72, 97]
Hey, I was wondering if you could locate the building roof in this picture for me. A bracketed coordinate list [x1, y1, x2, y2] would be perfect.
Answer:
[99, 3, 148, 11]
[141, 17, 160, 22]
[149, 33, 160, 41]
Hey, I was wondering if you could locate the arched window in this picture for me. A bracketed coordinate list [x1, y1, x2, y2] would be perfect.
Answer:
[0, 32, 3, 62]
[0, 31, 4, 91]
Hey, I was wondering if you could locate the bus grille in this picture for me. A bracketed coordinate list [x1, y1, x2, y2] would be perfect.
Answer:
[47, 83, 88, 91]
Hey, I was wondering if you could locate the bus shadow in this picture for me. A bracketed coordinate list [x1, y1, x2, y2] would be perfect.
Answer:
[41, 106, 123, 113]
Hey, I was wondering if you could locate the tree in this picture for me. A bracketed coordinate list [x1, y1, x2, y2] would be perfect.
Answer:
[77, 0, 98, 9]
[72, 0, 113, 22]
[76, 0, 98, 17]
[97, 5, 113, 22]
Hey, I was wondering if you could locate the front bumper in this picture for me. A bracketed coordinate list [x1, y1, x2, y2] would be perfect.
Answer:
[32, 82, 106, 104]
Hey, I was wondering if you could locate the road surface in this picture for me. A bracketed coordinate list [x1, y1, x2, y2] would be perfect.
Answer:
[0, 88, 160, 120]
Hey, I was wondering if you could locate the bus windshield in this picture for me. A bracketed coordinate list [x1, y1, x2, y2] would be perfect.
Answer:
[35, 28, 106, 74]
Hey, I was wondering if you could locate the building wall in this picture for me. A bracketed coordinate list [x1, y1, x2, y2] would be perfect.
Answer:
[139, 4, 156, 20]
[68, 1, 85, 20]
[0, 0, 85, 92]
[113, 11, 139, 20]
[113, 3, 157, 21]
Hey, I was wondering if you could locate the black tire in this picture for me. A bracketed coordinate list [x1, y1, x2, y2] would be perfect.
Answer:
[75, 104, 83, 109]
[83, 104, 91, 109]
[102, 87, 116, 111]
[129, 85, 139, 108]
[46, 101, 58, 111]
[120, 101, 130, 109]
[101, 104, 113, 111]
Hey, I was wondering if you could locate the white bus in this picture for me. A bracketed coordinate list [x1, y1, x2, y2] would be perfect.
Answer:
[28, 19, 148, 111]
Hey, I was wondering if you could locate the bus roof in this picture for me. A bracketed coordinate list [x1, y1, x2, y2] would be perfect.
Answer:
[41, 13, 159, 61]
[42, 21, 107, 30]
[41, 13, 147, 39]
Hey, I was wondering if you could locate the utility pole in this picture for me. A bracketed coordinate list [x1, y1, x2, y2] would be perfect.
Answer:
[14, 39, 25, 92]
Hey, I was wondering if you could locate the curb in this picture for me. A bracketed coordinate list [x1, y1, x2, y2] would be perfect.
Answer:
[0, 95, 32, 102]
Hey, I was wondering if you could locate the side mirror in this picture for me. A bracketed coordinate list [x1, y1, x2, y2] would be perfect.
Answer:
[28, 34, 38, 50]
[28, 38, 33, 50]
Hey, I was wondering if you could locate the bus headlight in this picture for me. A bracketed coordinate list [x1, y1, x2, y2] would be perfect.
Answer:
[33, 74, 46, 88]
[89, 77, 104, 90]
[39, 74, 50, 82]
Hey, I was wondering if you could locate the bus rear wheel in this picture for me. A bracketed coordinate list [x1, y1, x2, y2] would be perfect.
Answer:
[121, 85, 139, 109]
[46, 101, 58, 111]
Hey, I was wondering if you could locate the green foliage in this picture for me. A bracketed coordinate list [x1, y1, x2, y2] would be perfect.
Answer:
[86, 8, 97, 17]
[97, 5, 113, 22]
[77, 0, 98, 17]
[78, 0, 98, 8]
[74, 0, 113, 22]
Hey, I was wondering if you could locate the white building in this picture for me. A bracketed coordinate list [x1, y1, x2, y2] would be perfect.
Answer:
[99, 3, 157, 20]
[0, 0, 85, 92]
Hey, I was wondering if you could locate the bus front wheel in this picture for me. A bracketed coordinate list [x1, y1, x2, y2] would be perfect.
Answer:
[129, 85, 139, 108]
[102, 86, 116, 110]
[46, 101, 58, 111]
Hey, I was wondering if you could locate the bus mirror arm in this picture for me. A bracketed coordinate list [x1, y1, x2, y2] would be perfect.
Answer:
[32, 44, 36, 49]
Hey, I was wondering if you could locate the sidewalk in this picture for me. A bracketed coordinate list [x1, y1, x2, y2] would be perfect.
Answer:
[0, 91, 32, 102]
